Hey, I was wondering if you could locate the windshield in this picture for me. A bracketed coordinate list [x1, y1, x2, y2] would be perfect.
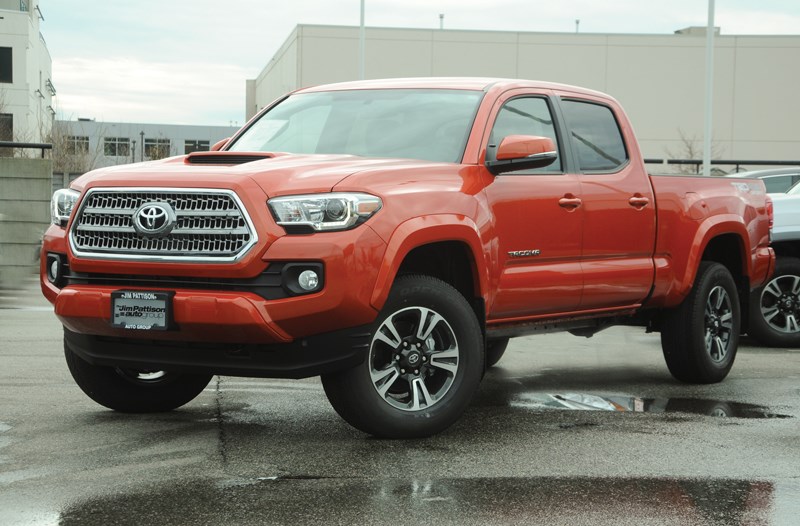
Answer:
[228, 89, 483, 163]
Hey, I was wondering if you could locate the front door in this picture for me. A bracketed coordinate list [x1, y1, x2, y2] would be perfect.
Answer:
[483, 92, 584, 319]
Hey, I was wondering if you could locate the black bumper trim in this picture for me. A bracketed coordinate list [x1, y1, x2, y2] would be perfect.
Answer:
[64, 325, 372, 379]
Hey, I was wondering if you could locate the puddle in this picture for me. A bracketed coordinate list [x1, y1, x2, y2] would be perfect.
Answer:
[510, 393, 792, 419]
[53, 476, 780, 526]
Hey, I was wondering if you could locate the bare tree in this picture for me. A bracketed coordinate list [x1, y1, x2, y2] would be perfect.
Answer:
[666, 129, 727, 175]
[47, 120, 104, 174]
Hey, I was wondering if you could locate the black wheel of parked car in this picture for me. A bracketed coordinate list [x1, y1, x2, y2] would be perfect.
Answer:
[485, 338, 509, 368]
[661, 261, 740, 384]
[748, 256, 800, 347]
[65, 339, 213, 412]
[321, 275, 484, 438]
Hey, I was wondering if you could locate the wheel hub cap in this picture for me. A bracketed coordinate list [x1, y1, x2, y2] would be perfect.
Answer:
[369, 306, 460, 412]
[760, 274, 800, 334]
[704, 285, 733, 363]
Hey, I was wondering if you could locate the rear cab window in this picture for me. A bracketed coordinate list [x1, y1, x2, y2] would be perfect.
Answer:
[560, 100, 628, 173]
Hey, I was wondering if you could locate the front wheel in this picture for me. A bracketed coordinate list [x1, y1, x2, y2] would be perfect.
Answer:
[661, 262, 741, 384]
[322, 275, 484, 438]
[65, 339, 213, 412]
[747, 256, 800, 347]
[485, 338, 509, 368]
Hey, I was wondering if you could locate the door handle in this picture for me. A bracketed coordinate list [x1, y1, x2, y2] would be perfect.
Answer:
[629, 196, 650, 208]
[558, 196, 582, 209]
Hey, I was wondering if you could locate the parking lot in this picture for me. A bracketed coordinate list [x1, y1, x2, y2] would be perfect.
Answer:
[1, 278, 799, 525]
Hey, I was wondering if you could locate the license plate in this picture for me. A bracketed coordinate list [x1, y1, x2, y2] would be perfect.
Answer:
[111, 291, 172, 330]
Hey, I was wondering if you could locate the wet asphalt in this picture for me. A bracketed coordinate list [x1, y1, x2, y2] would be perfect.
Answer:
[1, 279, 799, 525]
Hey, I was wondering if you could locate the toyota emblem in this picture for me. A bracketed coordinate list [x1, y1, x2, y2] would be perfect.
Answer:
[133, 202, 176, 236]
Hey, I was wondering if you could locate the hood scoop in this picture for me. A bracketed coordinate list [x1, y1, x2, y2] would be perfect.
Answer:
[185, 151, 281, 165]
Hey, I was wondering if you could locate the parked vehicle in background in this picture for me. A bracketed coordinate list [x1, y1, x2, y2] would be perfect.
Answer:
[41, 78, 774, 438]
[748, 182, 800, 346]
[729, 167, 800, 194]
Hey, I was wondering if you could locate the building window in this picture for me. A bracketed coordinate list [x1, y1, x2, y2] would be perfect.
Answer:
[145, 138, 171, 159]
[67, 136, 89, 155]
[104, 137, 130, 157]
[184, 140, 210, 154]
[0, 48, 12, 83]
[20, 1, 29, 12]
[0, 114, 12, 141]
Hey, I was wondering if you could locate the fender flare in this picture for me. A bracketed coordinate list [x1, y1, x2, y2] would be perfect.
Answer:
[672, 214, 751, 302]
[369, 215, 490, 311]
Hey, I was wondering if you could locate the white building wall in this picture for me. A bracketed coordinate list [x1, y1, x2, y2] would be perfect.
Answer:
[56, 120, 240, 170]
[248, 25, 800, 164]
[0, 0, 53, 144]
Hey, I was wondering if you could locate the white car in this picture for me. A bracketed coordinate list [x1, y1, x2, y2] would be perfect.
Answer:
[729, 168, 800, 194]
[747, 182, 800, 347]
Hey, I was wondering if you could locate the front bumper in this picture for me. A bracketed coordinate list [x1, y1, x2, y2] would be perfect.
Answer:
[41, 215, 387, 347]
[63, 324, 373, 379]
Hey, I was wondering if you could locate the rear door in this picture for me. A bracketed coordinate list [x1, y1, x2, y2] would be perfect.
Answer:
[557, 95, 656, 309]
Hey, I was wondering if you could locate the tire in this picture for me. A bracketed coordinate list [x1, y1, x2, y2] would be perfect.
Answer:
[485, 338, 509, 368]
[661, 261, 741, 384]
[321, 275, 484, 438]
[64, 339, 213, 412]
[747, 256, 800, 348]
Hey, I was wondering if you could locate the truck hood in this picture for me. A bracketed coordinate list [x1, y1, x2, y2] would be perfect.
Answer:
[71, 153, 452, 198]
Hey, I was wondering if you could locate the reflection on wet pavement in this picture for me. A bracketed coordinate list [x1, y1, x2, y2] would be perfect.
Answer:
[57, 476, 775, 526]
[510, 392, 792, 418]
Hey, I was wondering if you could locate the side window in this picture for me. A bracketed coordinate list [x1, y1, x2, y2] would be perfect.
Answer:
[763, 177, 790, 193]
[561, 100, 628, 172]
[488, 97, 561, 172]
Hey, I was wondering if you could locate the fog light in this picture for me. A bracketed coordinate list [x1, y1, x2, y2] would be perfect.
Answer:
[46, 253, 63, 285]
[298, 270, 319, 291]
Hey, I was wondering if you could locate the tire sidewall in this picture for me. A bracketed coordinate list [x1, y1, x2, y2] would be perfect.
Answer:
[688, 263, 741, 381]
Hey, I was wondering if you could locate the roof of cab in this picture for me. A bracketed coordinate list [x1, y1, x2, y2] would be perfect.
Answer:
[295, 77, 612, 99]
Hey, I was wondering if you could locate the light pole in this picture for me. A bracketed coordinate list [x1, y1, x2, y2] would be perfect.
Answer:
[703, 0, 715, 177]
[359, 0, 365, 80]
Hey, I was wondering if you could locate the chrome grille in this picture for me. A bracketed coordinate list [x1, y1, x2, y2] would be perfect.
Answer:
[69, 188, 258, 262]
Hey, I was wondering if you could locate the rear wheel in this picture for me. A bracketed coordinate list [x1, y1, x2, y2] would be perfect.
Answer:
[661, 262, 741, 384]
[65, 339, 212, 412]
[748, 257, 800, 347]
[322, 275, 483, 438]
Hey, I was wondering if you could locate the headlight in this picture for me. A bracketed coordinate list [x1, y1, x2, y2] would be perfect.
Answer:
[268, 193, 382, 233]
[51, 189, 80, 226]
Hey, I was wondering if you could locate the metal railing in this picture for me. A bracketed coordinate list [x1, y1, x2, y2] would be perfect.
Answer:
[645, 158, 800, 174]
[0, 141, 53, 158]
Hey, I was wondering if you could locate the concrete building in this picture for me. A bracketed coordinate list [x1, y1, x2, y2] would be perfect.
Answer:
[247, 25, 800, 164]
[0, 0, 53, 144]
[54, 119, 240, 172]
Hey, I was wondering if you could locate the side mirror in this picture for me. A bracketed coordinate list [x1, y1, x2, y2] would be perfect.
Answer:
[485, 135, 558, 175]
[211, 138, 230, 152]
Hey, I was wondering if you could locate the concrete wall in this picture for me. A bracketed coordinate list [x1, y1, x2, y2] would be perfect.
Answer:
[248, 25, 800, 164]
[0, 157, 51, 285]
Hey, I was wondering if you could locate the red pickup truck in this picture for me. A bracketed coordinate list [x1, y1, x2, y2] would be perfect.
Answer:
[41, 78, 774, 438]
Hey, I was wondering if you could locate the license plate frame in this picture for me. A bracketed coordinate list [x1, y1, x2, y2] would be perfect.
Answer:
[111, 290, 173, 331]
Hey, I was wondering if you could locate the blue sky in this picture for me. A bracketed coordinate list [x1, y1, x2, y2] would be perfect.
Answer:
[43, 0, 800, 126]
